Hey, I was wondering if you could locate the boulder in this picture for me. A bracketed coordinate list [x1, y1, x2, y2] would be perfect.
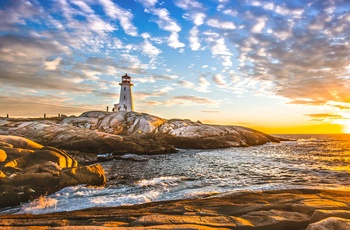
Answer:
[307, 217, 350, 230]
[310, 210, 350, 223]
[0, 135, 106, 209]
[0, 147, 34, 161]
[59, 164, 106, 188]
[0, 135, 43, 149]
[4, 146, 77, 169]
[0, 149, 6, 162]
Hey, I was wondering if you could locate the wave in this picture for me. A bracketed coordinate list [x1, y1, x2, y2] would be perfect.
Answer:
[136, 176, 184, 187]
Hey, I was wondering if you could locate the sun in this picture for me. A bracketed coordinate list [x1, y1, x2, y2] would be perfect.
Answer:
[344, 123, 350, 134]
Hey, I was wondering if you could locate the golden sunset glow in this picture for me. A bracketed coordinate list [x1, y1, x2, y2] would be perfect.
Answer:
[0, 1, 349, 134]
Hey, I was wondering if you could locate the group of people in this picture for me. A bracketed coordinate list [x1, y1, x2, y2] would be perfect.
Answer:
[106, 106, 117, 112]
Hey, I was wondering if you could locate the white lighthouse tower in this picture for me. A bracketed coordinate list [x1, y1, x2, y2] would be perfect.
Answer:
[114, 73, 134, 112]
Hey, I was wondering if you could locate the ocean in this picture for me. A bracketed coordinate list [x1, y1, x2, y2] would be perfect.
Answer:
[2, 134, 350, 214]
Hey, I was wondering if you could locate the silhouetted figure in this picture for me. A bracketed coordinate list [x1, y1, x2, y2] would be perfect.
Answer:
[6, 114, 9, 118]
[107, 106, 109, 112]
[112, 107, 115, 112]
[58, 113, 60, 117]
[44, 113, 46, 118]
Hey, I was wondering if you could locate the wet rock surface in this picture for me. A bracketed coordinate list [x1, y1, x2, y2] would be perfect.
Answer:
[0, 135, 106, 209]
[0, 189, 349, 229]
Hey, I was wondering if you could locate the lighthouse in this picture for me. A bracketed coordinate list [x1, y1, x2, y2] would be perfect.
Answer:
[114, 73, 134, 112]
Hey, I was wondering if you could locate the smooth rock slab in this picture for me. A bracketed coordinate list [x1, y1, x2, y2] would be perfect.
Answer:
[238, 209, 309, 230]
[291, 199, 349, 214]
[130, 214, 237, 228]
[1, 189, 350, 229]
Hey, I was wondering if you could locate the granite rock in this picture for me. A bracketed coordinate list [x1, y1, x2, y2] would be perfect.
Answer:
[0, 135, 106, 208]
[0, 111, 283, 159]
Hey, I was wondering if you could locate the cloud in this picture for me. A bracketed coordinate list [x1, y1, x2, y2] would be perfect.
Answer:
[0, 34, 69, 63]
[204, 31, 233, 67]
[207, 36, 233, 67]
[333, 105, 350, 110]
[213, 73, 227, 88]
[251, 17, 266, 33]
[98, 0, 138, 36]
[192, 13, 206, 26]
[207, 18, 236, 30]
[138, 1, 185, 49]
[201, 110, 220, 113]
[166, 95, 218, 106]
[168, 32, 185, 49]
[224, 0, 350, 107]
[86, 15, 115, 33]
[70, 0, 94, 14]
[177, 76, 211, 93]
[174, 0, 205, 26]
[189, 27, 201, 50]
[197, 77, 211, 92]
[304, 113, 343, 119]
[1, 0, 350, 118]
[140, 39, 162, 57]
[178, 80, 195, 88]
[174, 0, 203, 10]
[303, 113, 347, 122]
[44, 57, 62, 71]
[0, 0, 41, 31]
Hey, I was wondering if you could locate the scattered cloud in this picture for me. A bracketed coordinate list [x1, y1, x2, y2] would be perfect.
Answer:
[140, 39, 162, 57]
[333, 105, 350, 110]
[98, 0, 138, 36]
[44, 57, 62, 71]
[207, 18, 236, 30]
[303, 113, 347, 122]
[304, 113, 343, 119]
[166, 95, 218, 106]
[1, 0, 349, 124]
[251, 17, 266, 33]
[189, 27, 201, 50]
[201, 110, 220, 113]
[138, 0, 185, 49]
[174, 0, 203, 10]
[213, 73, 227, 88]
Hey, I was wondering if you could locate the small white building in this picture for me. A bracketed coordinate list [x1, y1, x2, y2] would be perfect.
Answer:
[114, 73, 134, 112]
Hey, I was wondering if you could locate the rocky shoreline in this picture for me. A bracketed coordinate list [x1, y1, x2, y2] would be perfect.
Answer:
[1, 189, 350, 229]
[0, 111, 287, 210]
[0, 111, 315, 229]
[0, 111, 284, 163]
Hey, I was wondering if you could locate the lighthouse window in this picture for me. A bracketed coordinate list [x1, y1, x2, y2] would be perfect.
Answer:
[124, 95, 126, 99]
[124, 87, 126, 91]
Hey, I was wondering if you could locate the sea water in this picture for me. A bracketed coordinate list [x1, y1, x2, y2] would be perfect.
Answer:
[2, 134, 350, 214]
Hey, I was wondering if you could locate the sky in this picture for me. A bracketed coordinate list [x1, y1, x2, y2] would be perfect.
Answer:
[0, 0, 349, 134]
